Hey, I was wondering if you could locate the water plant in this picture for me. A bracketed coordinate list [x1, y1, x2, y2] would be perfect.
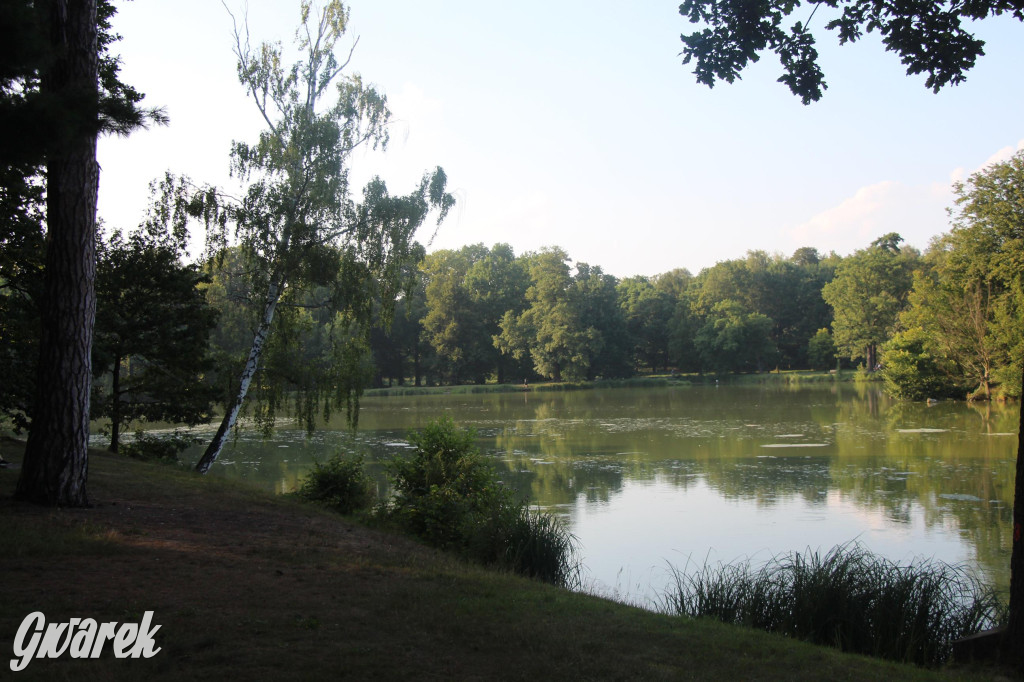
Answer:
[662, 542, 1005, 667]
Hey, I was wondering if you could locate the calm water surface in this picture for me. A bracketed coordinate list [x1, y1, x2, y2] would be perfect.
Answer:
[161, 383, 1016, 606]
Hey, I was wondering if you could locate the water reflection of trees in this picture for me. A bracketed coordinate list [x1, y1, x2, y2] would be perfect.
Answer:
[699, 457, 832, 507]
[477, 386, 1017, 590]
[491, 455, 626, 506]
[190, 386, 1018, 591]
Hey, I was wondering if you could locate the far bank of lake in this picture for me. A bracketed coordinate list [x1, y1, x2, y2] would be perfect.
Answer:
[157, 383, 1016, 606]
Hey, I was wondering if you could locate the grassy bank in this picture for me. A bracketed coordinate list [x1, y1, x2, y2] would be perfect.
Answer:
[0, 439, 1001, 680]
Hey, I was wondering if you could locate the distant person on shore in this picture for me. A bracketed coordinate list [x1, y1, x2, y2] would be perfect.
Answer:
[523, 378, 529, 390]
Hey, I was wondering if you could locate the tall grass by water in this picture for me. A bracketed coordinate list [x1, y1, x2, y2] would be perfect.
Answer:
[662, 542, 1005, 667]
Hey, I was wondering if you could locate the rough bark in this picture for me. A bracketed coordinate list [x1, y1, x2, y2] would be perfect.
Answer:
[1007, 363, 1024, 665]
[195, 274, 284, 474]
[16, 0, 99, 507]
[108, 352, 122, 453]
[413, 343, 421, 387]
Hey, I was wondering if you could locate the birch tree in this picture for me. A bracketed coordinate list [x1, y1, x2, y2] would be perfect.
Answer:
[176, 2, 452, 473]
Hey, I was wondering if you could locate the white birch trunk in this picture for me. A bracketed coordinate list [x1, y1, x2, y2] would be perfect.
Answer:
[195, 273, 285, 473]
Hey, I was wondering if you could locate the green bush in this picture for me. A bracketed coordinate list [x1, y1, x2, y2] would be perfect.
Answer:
[383, 416, 579, 586]
[663, 542, 1005, 667]
[881, 329, 958, 400]
[386, 417, 500, 548]
[806, 328, 837, 371]
[121, 431, 196, 463]
[298, 453, 374, 515]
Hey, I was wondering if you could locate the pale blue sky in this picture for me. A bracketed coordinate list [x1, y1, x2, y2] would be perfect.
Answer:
[97, 1, 1024, 277]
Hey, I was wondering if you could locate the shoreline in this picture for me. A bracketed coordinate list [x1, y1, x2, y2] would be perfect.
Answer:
[0, 439, 1001, 680]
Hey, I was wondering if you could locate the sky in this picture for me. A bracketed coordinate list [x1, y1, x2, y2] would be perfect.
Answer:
[96, 1, 1024, 278]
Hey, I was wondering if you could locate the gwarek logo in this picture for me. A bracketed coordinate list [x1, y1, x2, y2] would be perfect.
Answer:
[10, 611, 162, 672]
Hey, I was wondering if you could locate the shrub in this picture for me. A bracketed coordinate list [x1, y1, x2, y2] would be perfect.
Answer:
[386, 417, 500, 547]
[806, 328, 837, 371]
[663, 542, 1005, 667]
[383, 416, 579, 586]
[298, 453, 374, 515]
[121, 430, 196, 463]
[881, 329, 959, 400]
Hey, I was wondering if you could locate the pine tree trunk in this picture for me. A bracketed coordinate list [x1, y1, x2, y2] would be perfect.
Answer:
[108, 353, 122, 453]
[1007, 363, 1024, 664]
[195, 274, 284, 473]
[414, 343, 421, 387]
[16, 0, 99, 507]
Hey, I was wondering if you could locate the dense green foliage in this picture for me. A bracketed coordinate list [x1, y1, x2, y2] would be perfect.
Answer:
[34, 148, 1009, 427]
[694, 300, 777, 374]
[1, 225, 218, 441]
[194, 153, 1024, 401]
[664, 543, 1006, 667]
[120, 431, 197, 464]
[495, 247, 631, 382]
[297, 453, 375, 515]
[2, 222, 218, 447]
[381, 417, 579, 587]
[807, 328, 837, 371]
[822, 234, 919, 372]
[679, 0, 1024, 104]
[421, 243, 529, 384]
[881, 329, 959, 401]
[333, 243, 838, 387]
[885, 152, 1024, 400]
[92, 228, 218, 452]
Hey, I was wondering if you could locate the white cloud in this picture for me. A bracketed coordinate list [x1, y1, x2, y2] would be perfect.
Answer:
[788, 180, 951, 255]
[982, 138, 1024, 167]
[949, 138, 1024, 184]
[788, 139, 1024, 256]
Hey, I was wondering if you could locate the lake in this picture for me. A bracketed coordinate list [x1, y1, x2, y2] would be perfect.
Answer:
[164, 382, 1017, 607]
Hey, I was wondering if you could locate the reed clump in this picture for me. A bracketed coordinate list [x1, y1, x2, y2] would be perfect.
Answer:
[662, 542, 1005, 667]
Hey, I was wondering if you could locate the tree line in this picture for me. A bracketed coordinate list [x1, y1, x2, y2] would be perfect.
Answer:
[7, 0, 1023, 664]
[1, 0, 1021, 512]
[296, 147, 1024, 406]
[200, 152, 1024, 407]
[6, 151, 1024, 459]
